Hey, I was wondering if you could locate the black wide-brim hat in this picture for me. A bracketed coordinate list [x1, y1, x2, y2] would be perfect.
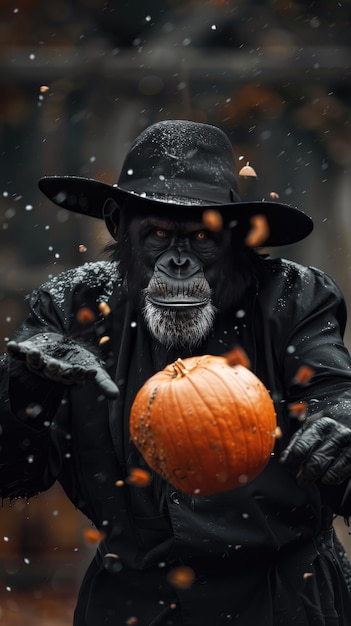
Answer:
[38, 120, 313, 247]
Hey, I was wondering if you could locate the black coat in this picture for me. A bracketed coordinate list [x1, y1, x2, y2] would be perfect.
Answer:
[1, 255, 351, 625]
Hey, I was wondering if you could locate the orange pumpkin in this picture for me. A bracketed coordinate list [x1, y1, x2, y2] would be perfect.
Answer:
[130, 354, 277, 496]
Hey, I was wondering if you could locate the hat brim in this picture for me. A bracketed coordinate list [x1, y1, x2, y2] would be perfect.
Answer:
[38, 175, 313, 247]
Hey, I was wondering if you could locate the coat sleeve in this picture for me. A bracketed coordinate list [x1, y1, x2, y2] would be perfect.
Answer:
[0, 262, 117, 500]
[272, 262, 351, 515]
[277, 265, 351, 422]
[0, 280, 74, 499]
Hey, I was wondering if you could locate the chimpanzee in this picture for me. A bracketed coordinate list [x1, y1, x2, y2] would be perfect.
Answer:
[1, 120, 351, 626]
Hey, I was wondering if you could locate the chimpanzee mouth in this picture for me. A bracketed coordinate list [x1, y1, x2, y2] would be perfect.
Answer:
[147, 295, 209, 309]
[144, 276, 212, 310]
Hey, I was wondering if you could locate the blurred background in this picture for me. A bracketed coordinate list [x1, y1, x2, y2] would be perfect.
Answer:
[0, 0, 351, 623]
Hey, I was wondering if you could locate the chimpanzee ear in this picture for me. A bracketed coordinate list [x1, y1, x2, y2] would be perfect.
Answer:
[103, 198, 120, 239]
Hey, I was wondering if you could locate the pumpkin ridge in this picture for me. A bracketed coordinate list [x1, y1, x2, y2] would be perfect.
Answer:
[205, 364, 274, 477]
[196, 364, 239, 478]
[184, 363, 242, 489]
[231, 369, 261, 473]
[234, 368, 275, 470]
[169, 373, 205, 492]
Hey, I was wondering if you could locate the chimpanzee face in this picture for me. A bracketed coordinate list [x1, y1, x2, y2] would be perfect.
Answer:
[118, 212, 252, 350]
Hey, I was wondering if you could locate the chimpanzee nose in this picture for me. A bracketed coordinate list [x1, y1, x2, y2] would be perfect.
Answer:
[156, 249, 201, 279]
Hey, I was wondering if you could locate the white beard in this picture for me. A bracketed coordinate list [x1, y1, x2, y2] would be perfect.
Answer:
[142, 299, 216, 349]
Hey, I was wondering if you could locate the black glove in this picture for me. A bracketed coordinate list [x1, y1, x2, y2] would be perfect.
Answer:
[280, 416, 351, 489]
[7, 333, 119, 399]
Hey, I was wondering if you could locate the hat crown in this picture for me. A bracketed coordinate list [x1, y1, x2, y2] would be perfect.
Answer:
[38, 118, 314, 246]
[118, 120, 240, 203]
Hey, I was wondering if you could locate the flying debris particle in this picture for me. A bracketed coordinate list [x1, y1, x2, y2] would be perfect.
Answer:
[167, 566, 195, 590]
[40, 85, 50, 93]
[238, 474, 249, 484]
[269, 192, 280, 199]
[98, 335, 110, 346]
[202, 209, 223, 231]
[25, 403, 43, 418]
[79, 244, 88, 253]
[310, 17, 320, 28]
[245, 215, 270, 248]
[274, 426, 283, 439]
[288, 401, 308, 421]
[239, 162, 257, 178]
[293, 365, 314, 385]
[98, 302, 111, 317]
[29, 53, 35, 60]
[115, 480, 125, 487]
[76, 307, 96, 325]
[303, 572, 313, 579]
[25, 204, 33, 211]
[223, 346, 250, 369]
[83, 528, 106, 543]
[126, 468, 152, 487]
[126, 617, 138, 625]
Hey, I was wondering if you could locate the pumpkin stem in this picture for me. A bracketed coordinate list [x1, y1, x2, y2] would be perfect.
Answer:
[172, 358, 190, 377]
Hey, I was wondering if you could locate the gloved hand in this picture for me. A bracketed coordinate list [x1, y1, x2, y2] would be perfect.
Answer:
[7, 333, 119, 399]
[280, 416, 351, 489]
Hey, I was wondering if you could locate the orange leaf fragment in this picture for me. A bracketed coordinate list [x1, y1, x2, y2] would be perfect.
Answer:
[274, 426, 283, 439]
[167, 566, 195, 590]
[115, 479, 124, 487]
[98, 335, 111, 346]
[202, 209, 223, 232]
[224, 346, 250, 369]
[83, 528, 105, 543]
[76, 307, 96, 325]
[245, 214, 270, 248]
[126, 467, 152, 487]
[98, 302, 111, 317]
[293, 365, 314, 385]
[288, 401, 307, 421]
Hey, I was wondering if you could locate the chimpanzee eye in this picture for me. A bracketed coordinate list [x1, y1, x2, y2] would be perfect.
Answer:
[194, 230, 208, 241]
[155, 229, 168, 238]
